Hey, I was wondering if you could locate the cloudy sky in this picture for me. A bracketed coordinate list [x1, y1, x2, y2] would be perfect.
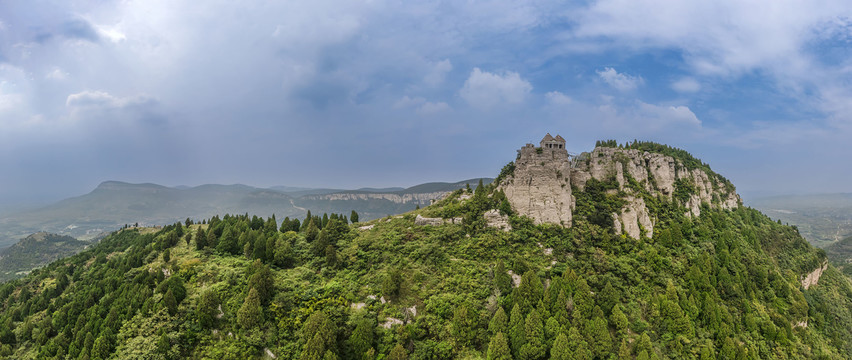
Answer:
[2, 0, 852, 206]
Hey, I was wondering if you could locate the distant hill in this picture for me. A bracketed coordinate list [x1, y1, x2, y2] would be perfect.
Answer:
[825, 235, 852, 276]
[747, 193, 852, 248]
[0, 232, 89, 282]
[0, 178, 492, 249]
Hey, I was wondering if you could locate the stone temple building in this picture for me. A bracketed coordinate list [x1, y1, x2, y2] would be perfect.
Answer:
[540, 133, 566, 149]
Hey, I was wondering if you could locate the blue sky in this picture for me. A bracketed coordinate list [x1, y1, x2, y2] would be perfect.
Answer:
[2, 0, 852, 206]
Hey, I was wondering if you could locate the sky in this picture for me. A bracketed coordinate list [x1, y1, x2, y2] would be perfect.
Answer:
[2, 0, 852, 207]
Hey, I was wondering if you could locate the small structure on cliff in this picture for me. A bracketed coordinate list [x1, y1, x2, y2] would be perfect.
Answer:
[539, 133, 566, 149]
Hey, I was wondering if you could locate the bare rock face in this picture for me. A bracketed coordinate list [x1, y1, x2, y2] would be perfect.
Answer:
[500, 144, 573, 226]
[802, 261, 829, 290]
[613, 196, 654, 239]
[484, 209, 511, 231]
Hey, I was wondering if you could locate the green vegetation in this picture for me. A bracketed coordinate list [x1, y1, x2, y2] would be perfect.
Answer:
[825, 235, 852, 276]
[0, 149, 851, 359]
[0, 232, 90, 282]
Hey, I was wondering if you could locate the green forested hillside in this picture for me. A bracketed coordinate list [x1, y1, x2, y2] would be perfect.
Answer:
[0, 232, 89, 283]
[1, 169, 851, 359]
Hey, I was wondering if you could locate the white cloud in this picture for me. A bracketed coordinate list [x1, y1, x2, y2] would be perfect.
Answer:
[45, 68, 68, 80]
[545, 91, 572, 105]
[424, 59, 452, 86]
[460, 68, 532, 109]
[393, 95, 450, 115]
[65, 91, 157, 121]
[96, 25, 126, 43]
[596, 67, 642, 91]
[636, 102, 701, 126]
[671, 77, 701, 93]
[416, 101, 450, 115]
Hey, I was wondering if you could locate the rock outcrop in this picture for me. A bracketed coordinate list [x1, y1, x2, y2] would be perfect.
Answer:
[498, 136, 741, 238]
[613, 196, 654, 239]
[500, 144, 573, 226]
[484, 209, 511, 231]
[802, 261, 829, 290]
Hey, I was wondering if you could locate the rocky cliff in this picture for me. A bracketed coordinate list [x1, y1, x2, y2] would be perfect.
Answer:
[302, 191, 450, 206]
[499, 144, 574, 226]
[499, 139, 741, 239]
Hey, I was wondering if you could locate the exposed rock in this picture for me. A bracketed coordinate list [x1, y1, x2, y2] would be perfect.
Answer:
[484, 209, 511, 231]
[802, 261, 829, 290]
[350, 302, 366, 310]
[500, 144, 573, 226]
[507, 270, 522, 288]
[381, 317, 404, 329]
[613, 196, 654, 239]
[264, 348, 277, 359]
[414, 214, 462, 226]
[358, 224, 375, 230]
[793, 320, 808, 328]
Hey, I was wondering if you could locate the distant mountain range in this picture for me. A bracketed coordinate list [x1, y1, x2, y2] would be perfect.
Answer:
[0, 178, 492, 249]
[747, 193, 852, 248]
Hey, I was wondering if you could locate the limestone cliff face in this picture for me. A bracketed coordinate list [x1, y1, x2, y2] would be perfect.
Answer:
[499, 144, 573, 226]
[571, 146, 740, 238]
[499, 141, 741, 239]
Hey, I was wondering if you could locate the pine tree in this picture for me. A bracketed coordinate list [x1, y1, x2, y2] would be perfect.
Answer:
[347, 317, 375, 360]
[196, 288, 219, 328]
[611, 305, 629, 340]
[567, 327, 592, 360]
[90, 333, 111, 360]
[163, 289, 177, 316]
[550, 332, 570, 360]
[195, 227, 206, 250]
[520, 309, 546, 360]
[509, 304, 526, 359]
[599, 281, 619, 316]
[573, 279, 594, 325]
[248, 263, 274, 303]
[350, 210, 359, 224]
[489, 306, 508, 335]
[516, 270, 543, 314]
[305, 220, 319, 242]
[156, 330, 169, 354]
[237, 288, 262, 329]
[617, 339, 632, 360]
[487, 332, 512, 360]
[162, 249, 170, 263]
[216, 227, 239, 254]
[388, 344, 408, 360]
[301, 311, 337, 357]
[494, 260, 513, 295]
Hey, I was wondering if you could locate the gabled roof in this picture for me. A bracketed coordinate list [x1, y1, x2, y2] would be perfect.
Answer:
[541, 133, 554, 142]
[554, 135, 565, 142]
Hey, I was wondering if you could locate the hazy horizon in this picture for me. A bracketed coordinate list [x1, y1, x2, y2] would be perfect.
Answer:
[4, 1, 852, 207]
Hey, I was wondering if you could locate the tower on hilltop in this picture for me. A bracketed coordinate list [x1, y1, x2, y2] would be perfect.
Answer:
[539, 133, 565, 149]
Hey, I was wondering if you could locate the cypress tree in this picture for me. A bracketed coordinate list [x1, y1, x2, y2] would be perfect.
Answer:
[196, 288, 219, 328]
[351, 210, 359, 224]
[195, 227, 206, 250]
[305, 220, 319, 242]
[550, 332, 570, 360]
[347, 317, 375, 360]
[487, 332, 512, 360]
[388, 344, 408, 360]
[163, 289, 177, 316]
[611, 305, 629, 340]
[589, 315, 612, 358]
[567, 327, 592, 360]
[494, 261, 513, 295]
[489, 306, 508, 335]
[617, 339, 631, 360]
[237, 288, 262, 329]
[516, 270, 543, 314]
[520, 309, 546, 360]
[509, 304, 526, 359]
